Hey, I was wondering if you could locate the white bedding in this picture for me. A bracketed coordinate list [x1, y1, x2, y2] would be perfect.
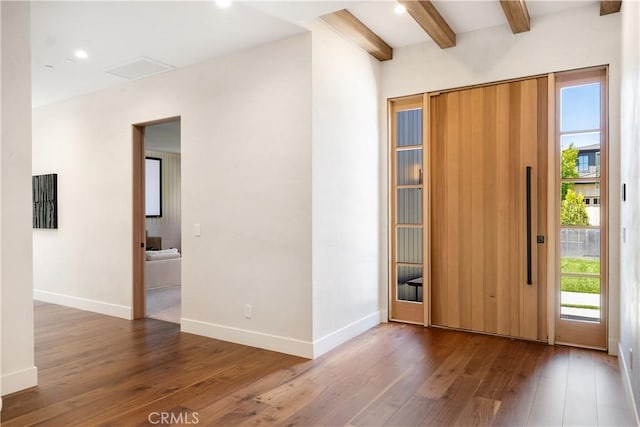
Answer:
[146, 249, 181, 289]
[146, 248, 180, 261]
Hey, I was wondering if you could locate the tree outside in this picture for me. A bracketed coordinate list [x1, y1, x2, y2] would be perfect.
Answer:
[561, 188, 589, 226]
[560, 143, 589, 226]
[561, 143, 579, 199]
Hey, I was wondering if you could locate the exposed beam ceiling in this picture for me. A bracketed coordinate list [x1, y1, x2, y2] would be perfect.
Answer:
[600, 0, 622, 15]
[398, 0, 456, 49]
[500, 0, 531, 34]
[321, 9, 393, 61]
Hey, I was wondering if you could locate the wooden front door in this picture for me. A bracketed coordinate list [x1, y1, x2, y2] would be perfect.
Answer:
[430, 77, 548, 341]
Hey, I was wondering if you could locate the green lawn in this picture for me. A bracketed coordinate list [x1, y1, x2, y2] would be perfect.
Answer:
[561, 257, 600, 294]
[562, 303, 600, 310]
[561, 257, 600, 274]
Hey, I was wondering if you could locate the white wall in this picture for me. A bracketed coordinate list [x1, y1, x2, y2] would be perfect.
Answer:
[380, 3, 622, 352]
[619, 0, 640, 419]
[309, 20, 382, 357]
[1, 1, 37, 396]
[33, 34, 315, 356]
[145, 150, 181, 251]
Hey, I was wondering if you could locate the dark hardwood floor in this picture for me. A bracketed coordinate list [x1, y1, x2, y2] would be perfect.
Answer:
[1, 301, 635, 426]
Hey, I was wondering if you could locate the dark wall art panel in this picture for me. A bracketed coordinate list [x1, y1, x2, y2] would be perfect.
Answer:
[33, 174, 58, 229]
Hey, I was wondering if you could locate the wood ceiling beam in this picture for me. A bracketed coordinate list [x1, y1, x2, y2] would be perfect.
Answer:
[399, 0, 456, 49]
[321, 9, 393, 61]
[600, 1, 622, 15]
[499, 0, 531, 34]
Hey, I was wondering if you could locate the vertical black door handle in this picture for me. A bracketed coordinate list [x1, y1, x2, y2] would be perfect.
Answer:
[526, 166, 533, 285]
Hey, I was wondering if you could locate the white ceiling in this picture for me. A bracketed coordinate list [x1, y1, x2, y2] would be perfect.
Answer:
[31, 1, 307, 107]
[31, 1, 596, 108]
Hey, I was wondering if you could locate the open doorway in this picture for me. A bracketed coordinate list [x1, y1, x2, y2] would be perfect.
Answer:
[132, 117, 182, 324]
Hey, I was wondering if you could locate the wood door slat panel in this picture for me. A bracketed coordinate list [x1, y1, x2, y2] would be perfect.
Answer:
[483, 86, 499, 335]
[470, 87, 485, 332]
[446, 91, 461, 328]
[431, 95, 447, 326]
[458, 89, 473, 330]
[495, 82, 511, 337]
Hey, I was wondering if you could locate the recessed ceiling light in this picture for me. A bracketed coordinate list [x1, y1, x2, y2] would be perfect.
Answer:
[394, 4, 406, 14]
[74, 50, 88, 59]
[215, 0, 231, 8]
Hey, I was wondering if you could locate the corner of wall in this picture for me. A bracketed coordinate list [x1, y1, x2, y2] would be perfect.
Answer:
[619, 342, 640, 425]
[1, 0, 36, 397]
[181, 318, 314, 359]
[312, 311, 381, 358]
[308, 15, 382, 354]
[1, 366, 38, 396]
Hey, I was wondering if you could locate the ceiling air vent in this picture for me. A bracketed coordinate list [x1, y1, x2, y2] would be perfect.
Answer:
[104, 57, 175, 80]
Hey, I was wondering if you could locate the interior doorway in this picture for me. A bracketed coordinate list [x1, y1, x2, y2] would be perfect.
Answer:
[132, 116, 182, 323]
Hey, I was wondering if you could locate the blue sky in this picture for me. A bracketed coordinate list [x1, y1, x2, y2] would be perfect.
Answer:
[561, 82, 600, 131]
[560, 82, 601, 150]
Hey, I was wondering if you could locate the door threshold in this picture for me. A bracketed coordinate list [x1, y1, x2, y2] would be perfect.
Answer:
[554, 340, 607, 352]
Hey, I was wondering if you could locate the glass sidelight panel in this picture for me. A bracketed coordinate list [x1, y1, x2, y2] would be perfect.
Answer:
[396, 109, 422, 147]
[391, 98, 425, 324]
[397, 188, 423, 224]
[556, 67, 607, 347]
[397, 227, 422, 264]
[397, 265, 423, 302]
[397, 150, 423, 185]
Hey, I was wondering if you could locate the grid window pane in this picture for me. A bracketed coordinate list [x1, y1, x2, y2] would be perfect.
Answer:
[397, 188, 422, 224]
[396, 109, 422, 147]
[397, 149, 423, 185]
[561, 133, 600, 178]
[560, 183, 600, 226]
[397, 265, 423, 302]
[561, 228, 601, 261]
[560, 276, 601, 322]
[397, 227, 422, 264]
[560, 83, 601, 132]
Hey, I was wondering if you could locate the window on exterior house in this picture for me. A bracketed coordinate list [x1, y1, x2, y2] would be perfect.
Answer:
[578, 155, 589, 173]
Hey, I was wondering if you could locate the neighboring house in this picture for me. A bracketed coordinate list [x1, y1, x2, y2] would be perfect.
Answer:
[574, 143, 602, 225]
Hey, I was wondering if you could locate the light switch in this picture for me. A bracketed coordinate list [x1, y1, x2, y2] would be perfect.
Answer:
[194, 223, 201, 237]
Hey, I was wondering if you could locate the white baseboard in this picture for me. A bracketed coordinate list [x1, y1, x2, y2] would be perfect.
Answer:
[312, 311, 381, 358]
[34, 289, 131, 320]
[618, 342, 640, 426]
[181, 318, 313, 358]
[1, 366, 37, 396]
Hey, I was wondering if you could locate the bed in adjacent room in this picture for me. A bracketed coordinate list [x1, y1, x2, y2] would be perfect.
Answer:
[145, 248, 181, 289]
